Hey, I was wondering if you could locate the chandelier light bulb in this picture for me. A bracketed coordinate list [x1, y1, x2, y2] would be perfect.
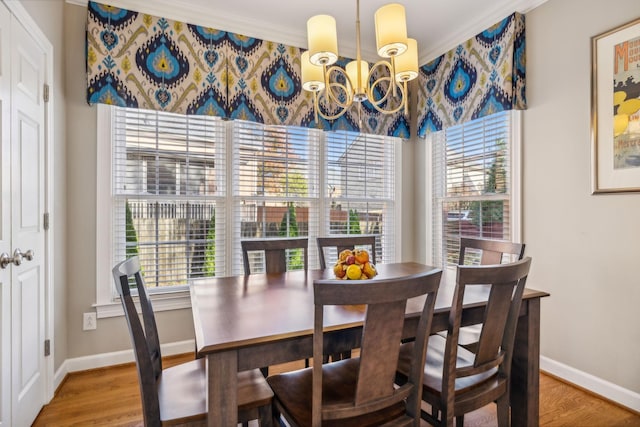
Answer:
[307, 15, 338, 66]
[301, 51, 325, 92]
[394, 38, 418, 83]
[346, 60, 369, 101]
[374, 3, 408, 58]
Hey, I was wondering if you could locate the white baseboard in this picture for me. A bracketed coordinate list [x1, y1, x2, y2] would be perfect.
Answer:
[53, 340, 195, 392]
[541, 355, 640, 413]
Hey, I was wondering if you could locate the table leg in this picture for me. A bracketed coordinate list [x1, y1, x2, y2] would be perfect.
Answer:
[207, 351, 237, 426]
[511, 298, 541, 427]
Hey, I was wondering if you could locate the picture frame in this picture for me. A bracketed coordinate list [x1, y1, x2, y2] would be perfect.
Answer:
[591, 17, 640, 194]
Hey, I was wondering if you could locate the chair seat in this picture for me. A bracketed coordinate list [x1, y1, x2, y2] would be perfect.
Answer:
[158, 358, 273, 425]
[436, 324, 483, 347]
[267, 358, 407, 427]
[397, 335, 498, 395]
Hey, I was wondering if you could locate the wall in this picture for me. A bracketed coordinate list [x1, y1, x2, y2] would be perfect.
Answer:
[523, 0, 640, 395]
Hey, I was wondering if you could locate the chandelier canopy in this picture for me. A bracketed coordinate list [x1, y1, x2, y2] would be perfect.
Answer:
[301, 0, 418, 123]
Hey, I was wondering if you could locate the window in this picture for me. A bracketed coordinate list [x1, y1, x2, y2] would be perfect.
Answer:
[111, 108, 226, 289]
[232, 121, 320, 274]
[324, 131, 398, 265]
[96, 105, 401, 317]
[431, 111, 521, 268]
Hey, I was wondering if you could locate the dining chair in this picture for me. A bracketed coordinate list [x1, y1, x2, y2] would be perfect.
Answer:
[112, 256, 274, 426]
[396, 257, 532, 427]
[241, 237, 309, 275]
[316, 235, 377, 269]
[454, 238, 526, 351]
[267, 268, 442, 427]
[316, 235, 378, 362]
[458, 237, 525, 266]
[241, 237, 309, 373]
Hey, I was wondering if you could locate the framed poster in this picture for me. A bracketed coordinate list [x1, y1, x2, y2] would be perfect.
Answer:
[591, 17, 640, 194]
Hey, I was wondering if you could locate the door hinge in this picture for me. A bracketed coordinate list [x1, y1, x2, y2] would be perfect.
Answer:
[43, 83, 49, 103]
[44, 339, 50, 357]
[43, 212, 50, 230]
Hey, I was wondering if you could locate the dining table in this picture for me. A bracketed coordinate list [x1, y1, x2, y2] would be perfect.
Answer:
[189, 262, 549, 427]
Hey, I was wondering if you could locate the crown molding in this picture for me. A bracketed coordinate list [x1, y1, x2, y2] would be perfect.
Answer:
[70, 0, 547, 66]
[419, 0, 548, 64]
[67, 0, 308, 49]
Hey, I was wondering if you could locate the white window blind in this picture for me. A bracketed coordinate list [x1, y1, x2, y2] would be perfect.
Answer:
[432, 111, 516, 267]
[101, 106, 401, 305]
[112, 107, 226, 290]
[232, 120, 321, 274]
[324, 131, 397, 265]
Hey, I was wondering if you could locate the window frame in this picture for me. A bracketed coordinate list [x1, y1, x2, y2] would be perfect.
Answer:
[95, 105, 402, 318]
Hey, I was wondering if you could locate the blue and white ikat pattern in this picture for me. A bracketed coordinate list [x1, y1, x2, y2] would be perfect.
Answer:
[86, 1, 409, 137]
[416, 13, 527, 137]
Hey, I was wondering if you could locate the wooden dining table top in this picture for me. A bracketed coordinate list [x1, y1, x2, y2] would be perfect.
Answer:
[190, 261, 549, 356]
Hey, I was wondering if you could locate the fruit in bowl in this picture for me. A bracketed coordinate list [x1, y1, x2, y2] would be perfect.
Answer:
[333, 249, 377, 280]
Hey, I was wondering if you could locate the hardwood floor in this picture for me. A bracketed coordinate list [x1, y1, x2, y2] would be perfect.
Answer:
[33, 353, 640, 426]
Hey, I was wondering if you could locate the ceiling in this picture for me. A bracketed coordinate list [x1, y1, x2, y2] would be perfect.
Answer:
[78, 0, 547, 63]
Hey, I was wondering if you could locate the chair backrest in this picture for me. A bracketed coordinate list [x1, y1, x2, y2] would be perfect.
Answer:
[241, 237, 309, 275]
[459, 237, 525, 266]
[316, 235, 377, 269]
[112, 256, 163, 426]
[443, 257, 532, 400]
[312, 269, 442, 425]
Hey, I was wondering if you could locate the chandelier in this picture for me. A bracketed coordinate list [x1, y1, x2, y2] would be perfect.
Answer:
[301, 0, 418, 123]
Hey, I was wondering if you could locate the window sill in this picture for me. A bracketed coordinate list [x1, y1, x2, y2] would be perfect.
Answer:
[94, 290, 192, 319]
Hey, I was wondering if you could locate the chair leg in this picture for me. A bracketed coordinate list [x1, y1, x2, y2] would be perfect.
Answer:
[496, 395, 510, 427]
[272, 407, 285, 427]
[455, 415, 464, 427]
[258, 403, 273, 427]
[442, 408, 454, 427]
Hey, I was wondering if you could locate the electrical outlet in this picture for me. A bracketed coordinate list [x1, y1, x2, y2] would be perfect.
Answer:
[83, 312, 97, 331]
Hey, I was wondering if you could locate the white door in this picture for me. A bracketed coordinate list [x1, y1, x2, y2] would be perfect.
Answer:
[0, 3, 11, 426]
[0, 5, 47, 426]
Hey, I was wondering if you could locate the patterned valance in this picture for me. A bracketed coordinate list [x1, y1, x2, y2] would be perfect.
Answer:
[85, 1, 409, 138]
[416, 13, 526, 137]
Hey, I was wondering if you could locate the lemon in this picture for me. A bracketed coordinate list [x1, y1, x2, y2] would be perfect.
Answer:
[346, 264, 362, 280]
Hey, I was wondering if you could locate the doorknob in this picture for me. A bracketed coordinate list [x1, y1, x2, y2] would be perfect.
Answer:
[0, 252, 11, 269]
[0, 248, 34, 269]
[23, 249, 34, 261]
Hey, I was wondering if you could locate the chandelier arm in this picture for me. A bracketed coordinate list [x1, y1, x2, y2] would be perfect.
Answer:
[367, 76, 406, 115]
[324, 65, 354, 109]
[366, 75, 393, 104]
[403, 80, 409, 117]
[367, 59, 400, 101]
[315, 90, 350, 121]
[390, 56, 397, 97]
[361, 59, 408, 114]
